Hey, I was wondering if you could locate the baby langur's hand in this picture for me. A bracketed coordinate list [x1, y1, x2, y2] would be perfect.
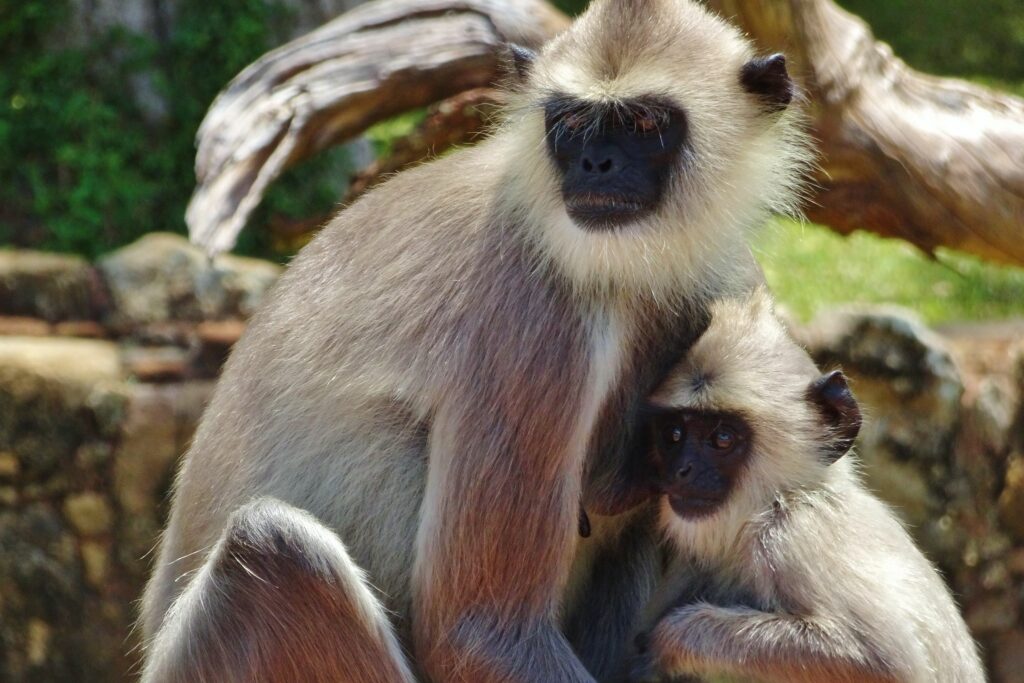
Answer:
[625, 629, 701, 683]
[624, 632, 659, 683]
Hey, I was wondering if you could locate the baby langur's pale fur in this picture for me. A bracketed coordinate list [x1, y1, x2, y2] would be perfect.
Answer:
[637, 289, 984, 683]
[139, 1, 813, 681]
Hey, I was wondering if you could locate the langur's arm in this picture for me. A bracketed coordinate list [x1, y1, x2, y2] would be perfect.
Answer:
[142, 498, 416, 683]
[413, 390, 597, 682]
[632, 603, 904, 683]
[564, 510, 663, 681]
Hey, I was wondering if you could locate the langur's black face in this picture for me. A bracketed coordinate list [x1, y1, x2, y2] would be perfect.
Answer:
[544, 96, 687, 231]
[646, 408, 751, 519]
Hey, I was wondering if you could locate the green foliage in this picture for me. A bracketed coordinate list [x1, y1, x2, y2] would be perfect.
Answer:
[553, 1, 1024, 83]
[838, 0, 1024, 82]
[0, 0, 346, 259]
[365, 110, 429, 158]
[551, 0, 590, 15]
[757, 221, 1024, 324]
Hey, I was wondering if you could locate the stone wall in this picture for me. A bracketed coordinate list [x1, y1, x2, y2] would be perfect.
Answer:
[1, 233, 1021, 680]
[0, 234, 275, 680]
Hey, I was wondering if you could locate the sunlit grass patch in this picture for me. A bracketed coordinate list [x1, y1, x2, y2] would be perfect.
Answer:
[756, 220, 1024, 324]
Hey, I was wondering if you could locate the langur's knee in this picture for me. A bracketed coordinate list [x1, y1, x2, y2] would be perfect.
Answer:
[142, 498, 415, 683]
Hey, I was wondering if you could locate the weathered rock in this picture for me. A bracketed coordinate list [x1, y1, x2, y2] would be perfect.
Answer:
[0, 338, 123, 481]
[967, 593, 1020, 635]
[801, 306, 963, 463]
[98, 233, 280, 333]
[0, 337, 122, 387]
[992, 629, 1024, 683]
[0, 451, 20, 479]
[974, 378, 1015, 451]
[998, 458, 1024, 543]
[192, 319, 247, 376]
[87, 384, 131, 440]
[80, 540, 111, 589]
[0, 334, 136, 679]
[0, 317, 50, 336]
[53, 321, 106, 339]
[62, 493, 114, 536]
[74, 442, 113, 472]
[0, 503, 103, 681]
[113, 381, 214, 582]
[1012, 344, 1024, 453]
[0, 250, 104, 321]
[799, 307, 964, 558]
[122, 345, 191, 382]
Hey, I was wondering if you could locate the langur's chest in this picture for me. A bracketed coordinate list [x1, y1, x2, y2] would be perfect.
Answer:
[586, 309, 629, 403]
[593, 302, 711, 441]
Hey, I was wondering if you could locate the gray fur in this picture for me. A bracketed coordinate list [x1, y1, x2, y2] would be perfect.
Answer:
[142, 498, 416, 683]
[140, 1, 812, 680]
[635, 291, 985, 683]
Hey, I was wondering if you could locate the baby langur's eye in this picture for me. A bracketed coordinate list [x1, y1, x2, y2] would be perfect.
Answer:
[667, 425, 684, 443]
[710, 427, 737, 451]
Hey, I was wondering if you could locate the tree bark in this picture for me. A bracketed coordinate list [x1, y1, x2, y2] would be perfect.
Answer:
[342, 87, 502, 204]
[188, 0, 1024, 267]
[186, 0, 567, 256]
[708, 0, 1024, 265]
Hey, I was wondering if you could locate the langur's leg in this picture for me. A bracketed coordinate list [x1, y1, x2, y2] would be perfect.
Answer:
[141, 498, 416, 683]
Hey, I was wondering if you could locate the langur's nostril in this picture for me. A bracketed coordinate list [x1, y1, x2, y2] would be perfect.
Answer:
[676, 464, 692, 481]
[580, 155, 615, 174]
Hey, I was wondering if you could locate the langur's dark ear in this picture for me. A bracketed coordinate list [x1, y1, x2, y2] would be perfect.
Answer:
[807, 370, 862, 464]
[505, 44, 537, 82]
[740, 53, 794, 112]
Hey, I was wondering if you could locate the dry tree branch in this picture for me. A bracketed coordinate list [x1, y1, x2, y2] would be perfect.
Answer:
[187, 0, 567, 256]
[710, 0, 1024, 264]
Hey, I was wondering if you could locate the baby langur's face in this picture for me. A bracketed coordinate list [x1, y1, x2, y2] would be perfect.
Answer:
[644, 369, 863, 521]
[645, 408, 752, 519]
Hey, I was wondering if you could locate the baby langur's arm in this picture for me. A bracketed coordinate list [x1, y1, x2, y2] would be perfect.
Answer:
[630, 602, 903, 683]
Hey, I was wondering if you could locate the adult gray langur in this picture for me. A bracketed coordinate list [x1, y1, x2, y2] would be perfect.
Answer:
[618, 290, 984, 683]
[140, 1, 812, 681]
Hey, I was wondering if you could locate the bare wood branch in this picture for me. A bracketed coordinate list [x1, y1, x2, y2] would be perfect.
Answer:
[710, 0, 1024, 265]
[342, 87, 502, 204]
[191, 0, 1023, 266]
[187, 0, 568, 256]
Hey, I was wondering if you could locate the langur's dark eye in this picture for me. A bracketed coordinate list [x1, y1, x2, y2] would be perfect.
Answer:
[562, 112, 585, 131]
[633, 110, 660, 134]
[710, 427, 737, 451]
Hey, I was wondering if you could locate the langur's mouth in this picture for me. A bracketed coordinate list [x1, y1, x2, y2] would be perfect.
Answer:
[667, 494, 723, 519]
[564, 193, 651, 231]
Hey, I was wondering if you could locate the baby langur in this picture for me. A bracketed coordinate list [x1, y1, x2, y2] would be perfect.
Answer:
[630, 290, 983, 683]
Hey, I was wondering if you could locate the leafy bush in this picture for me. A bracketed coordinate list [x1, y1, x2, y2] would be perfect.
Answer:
[0, 0, 347, 259]
[839, 0, 1024, 82]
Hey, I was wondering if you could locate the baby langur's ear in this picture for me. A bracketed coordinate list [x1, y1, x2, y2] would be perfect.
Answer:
[807, 370, 862, 464]
[504, 44, 537, 83]
[740, 53, 794, 112]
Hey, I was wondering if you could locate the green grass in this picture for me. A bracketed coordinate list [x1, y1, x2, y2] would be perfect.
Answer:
[756, 220, 1024, 324]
